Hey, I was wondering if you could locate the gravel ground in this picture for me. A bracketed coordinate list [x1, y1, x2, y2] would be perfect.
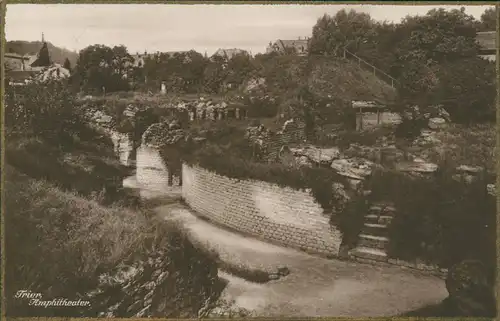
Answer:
[155, 202, 448, 317]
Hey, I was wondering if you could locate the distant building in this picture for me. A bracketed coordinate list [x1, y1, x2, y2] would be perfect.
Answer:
[211, 48, 249, 60]
[5, 53, 31, 71]
[6, 33, 71, 85]
[132, 50, 191, 66]
[266, 37, 310, 56]
[476, 31, 496, 61]
[5, 52, 42, 84]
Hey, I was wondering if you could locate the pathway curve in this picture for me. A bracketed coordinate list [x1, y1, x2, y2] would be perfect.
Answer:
[155, 201, 448, 317]
[119, 144, 447, 317]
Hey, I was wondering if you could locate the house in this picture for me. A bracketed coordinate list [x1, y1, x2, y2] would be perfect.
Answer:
[352, 100, 401, 131]
[211, 48, 249, 60]
[6, 35, 69, 85]
[132, 52, 153, 67]
[5, 53, 31, 71]
[5, 53, 40, 84]
[266, 37, 310, 56]
[132, 51, 191, 66]
[476, 31, 496, 61]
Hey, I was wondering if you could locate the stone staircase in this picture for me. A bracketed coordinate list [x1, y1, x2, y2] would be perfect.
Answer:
[349, 203, 396, 262]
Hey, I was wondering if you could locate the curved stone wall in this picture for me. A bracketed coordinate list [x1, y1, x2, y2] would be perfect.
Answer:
[181, 164, 342, 256]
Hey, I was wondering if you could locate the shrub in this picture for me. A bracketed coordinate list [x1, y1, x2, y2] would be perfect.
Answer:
[332, 194, 370, 249]
[5, 133, 129, 203]
[5, 80, 87, 143]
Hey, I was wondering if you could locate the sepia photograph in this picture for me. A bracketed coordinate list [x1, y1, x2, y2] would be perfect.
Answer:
[2, 2, 498, 318]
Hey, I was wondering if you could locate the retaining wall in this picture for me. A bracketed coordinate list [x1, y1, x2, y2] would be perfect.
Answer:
[181, 164, 342, 256]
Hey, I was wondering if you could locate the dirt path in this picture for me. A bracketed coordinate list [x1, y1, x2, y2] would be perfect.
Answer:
[155, 201, 448, 317]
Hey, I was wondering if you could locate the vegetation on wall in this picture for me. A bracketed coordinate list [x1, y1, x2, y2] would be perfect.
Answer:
[176, 137, 348, 212]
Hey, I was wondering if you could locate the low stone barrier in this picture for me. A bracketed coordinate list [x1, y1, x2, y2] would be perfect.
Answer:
[181, 164, 342, 257]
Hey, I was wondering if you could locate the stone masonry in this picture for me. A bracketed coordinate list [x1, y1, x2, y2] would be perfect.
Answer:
[181, 164, 342, 256]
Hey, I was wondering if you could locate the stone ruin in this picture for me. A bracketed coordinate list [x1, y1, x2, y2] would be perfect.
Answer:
[169, 98, 247, 122]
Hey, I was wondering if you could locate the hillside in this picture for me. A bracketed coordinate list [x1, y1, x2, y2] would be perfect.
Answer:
[307, 57, 397, 104]
[6, 40, 79, 66]
[250, 54, 397, 105]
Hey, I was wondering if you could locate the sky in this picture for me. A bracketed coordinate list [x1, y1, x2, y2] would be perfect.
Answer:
[5, 4, 495, 55]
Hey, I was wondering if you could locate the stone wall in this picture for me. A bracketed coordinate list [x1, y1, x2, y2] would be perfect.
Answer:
[181, 164, 342, 256]
[264, 119, 306, 162]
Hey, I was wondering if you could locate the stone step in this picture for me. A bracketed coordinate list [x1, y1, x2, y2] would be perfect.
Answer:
[349, 247, 388, 262]
[368, 205, 396, 217]
[365, 214, 393, 225]
[382, 205, 397, 215]
[358, 234, 389, 250]
[368, 205, 383, 215]
[362, 223, 389, 237]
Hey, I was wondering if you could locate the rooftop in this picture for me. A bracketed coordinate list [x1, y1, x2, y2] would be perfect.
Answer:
[5, 53, 30, 60]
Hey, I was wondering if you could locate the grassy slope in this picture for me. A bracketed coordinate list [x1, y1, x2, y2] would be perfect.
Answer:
[4, 162, 221, 317]
[4, 163, 150, 314]
[308, 57, 397, 104]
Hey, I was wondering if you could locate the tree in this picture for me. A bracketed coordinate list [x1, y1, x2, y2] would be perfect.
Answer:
[224, 52, 256, 90]
[478, 7, 497, 31]
[393, 8, 484, 124]
[203, 55, 226, 93]
[63, 58, 72, 71]
[434, 57, 496, 123]
[309, 10, 377, 57]
[141, 50, 207, 93]
[396, 8, 479, 67]
[73, 45, 134, 93]
[179, 50, 208, 93]
[31, 42, 51, 67]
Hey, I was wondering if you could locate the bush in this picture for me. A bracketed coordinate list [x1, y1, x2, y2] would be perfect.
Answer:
[5, 133, 129, 203]
[5, 80, 87, 143]
[332, 195, 370, 249]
